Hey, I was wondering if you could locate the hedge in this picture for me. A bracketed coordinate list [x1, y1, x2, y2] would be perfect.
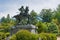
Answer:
[10, 30, 57, 40]
[39, 33, 57, 40]
[10, 30, 38, 40]
[0, 32, 10, 40]
[0, 32, 5, 40]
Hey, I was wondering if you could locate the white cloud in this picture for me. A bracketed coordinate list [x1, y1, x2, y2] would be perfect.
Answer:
[0, 0, 60, 18]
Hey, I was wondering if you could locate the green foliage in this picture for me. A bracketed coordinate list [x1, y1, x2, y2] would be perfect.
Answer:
[0, 14, 16, 32]
[0, 32, 10, 40]
[10, 30, 57, 40]
[40, 9, 53, 22]
[1, 17, 6, 23]
[30, 10, 38, 25]
[6, 14, 10, 23]
[54, 5, 60, 24]
[0, 32, 5, 40]
[31, 34, 38, 40]
[36, 21, 59, 34]
[10, 35, 16, 40]
[5, 32, 10, 37]
[36, 22, 48, 33]
[39, 33, 57, 40]
[47, 22, 58, 33]
[1, 14, 10, 23]
[16, 30, 31, 40]
[10, 30, 38, 40]
[1, 5, 60, 39]
[52, 19, 59, 25]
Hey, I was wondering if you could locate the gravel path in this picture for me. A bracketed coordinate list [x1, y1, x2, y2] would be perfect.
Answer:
[57, 37, 60, 40]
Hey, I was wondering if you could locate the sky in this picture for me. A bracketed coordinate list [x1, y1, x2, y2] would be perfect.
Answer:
[0, 0, 60, 18]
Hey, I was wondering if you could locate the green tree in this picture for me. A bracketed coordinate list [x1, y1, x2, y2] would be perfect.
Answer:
[1, 16, 6, 23]
[6, 14, 10, 23]
[30, 10, 38, 25]
[47, 22, 58, 33]
[40, 9, 53, 22]
[36, 22, 48, 33]
[54, 4, 60, 24]
[0, 14, 16, 32]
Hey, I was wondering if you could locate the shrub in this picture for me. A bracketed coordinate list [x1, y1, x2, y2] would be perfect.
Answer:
[48, 22, 58, 33]
[0, 32, 5, 40]
[10, 30, 57, 40]
[39, 33, 47, 40]
[10, 35, 16, 40]
[39, 33, 57, 40]
[31, 34, 38, 40]
[36, 22, 48, 33]
[5, 32, 10, 37]
[48, 34, 57, 40]
[10, 30, 38, 40]
[16, 30, 32, 40]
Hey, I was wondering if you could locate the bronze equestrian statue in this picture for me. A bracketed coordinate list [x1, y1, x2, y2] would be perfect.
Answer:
[13, 6, 31, 25]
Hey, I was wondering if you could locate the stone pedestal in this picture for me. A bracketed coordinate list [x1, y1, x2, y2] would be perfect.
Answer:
[10, 24, 38, 35]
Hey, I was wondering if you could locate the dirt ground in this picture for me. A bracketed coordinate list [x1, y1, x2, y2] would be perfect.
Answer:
[57, 37, 60, 40]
